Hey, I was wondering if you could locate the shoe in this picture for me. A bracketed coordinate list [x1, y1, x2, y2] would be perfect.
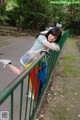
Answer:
[0, 59, 11, 68]
[25, 92, 34, 100]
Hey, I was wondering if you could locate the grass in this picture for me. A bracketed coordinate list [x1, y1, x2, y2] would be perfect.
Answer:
[62, 37, 80, 79]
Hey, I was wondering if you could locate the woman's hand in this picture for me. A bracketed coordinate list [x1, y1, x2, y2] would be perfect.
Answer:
[43, 41, 60, 51]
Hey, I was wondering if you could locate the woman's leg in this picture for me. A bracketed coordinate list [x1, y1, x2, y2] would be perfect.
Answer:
[7, 64, 26, 75]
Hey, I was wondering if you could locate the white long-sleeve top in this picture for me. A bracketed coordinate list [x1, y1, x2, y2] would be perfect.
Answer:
[28, 35, 60, 57]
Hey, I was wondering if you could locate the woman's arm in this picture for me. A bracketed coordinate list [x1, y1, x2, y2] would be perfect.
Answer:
[43, 41, 60, 51]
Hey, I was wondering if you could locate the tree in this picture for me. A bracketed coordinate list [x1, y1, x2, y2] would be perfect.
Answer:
[1, 0, 80, 31]
[66, 3, 80, 29]
[24, 0, 52, 30]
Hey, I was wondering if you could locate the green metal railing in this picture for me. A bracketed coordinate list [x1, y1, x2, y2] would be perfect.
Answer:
[0, 30, 69, 120]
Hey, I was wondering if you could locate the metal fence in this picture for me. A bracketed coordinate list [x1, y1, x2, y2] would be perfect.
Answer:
[0, 30, 69, 120]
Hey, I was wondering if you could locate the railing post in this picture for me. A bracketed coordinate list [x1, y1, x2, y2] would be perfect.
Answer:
[11, 92, 14, 120]
[19, 81, 24, 120]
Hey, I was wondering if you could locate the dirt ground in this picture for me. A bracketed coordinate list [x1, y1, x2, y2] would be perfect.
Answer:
[36, 36, 80, 120]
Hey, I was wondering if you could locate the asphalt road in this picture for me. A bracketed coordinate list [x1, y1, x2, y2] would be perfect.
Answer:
[0, 35, 35, 120]
[0, 35, 35, 91]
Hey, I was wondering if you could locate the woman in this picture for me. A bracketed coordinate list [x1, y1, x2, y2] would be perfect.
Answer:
[0, 26, 62, 75]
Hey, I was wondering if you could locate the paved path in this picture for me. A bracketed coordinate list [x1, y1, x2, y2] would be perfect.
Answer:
[0, 35, 35, 91]
[0, 35, 36, 119]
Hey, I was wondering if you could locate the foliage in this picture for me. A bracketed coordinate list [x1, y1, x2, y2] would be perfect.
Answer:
[50, 0, 80, 29]
[66, 3, 80, 29]
[23, 0, 52, 30]
[5, 0, 19, 11]
[0, 0, 80, 30]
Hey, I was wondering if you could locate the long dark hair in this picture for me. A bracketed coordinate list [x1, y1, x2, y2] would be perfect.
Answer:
[36, 27, 62, 43]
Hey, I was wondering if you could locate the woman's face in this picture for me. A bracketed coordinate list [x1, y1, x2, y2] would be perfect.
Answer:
[48, 34, 57, 43]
